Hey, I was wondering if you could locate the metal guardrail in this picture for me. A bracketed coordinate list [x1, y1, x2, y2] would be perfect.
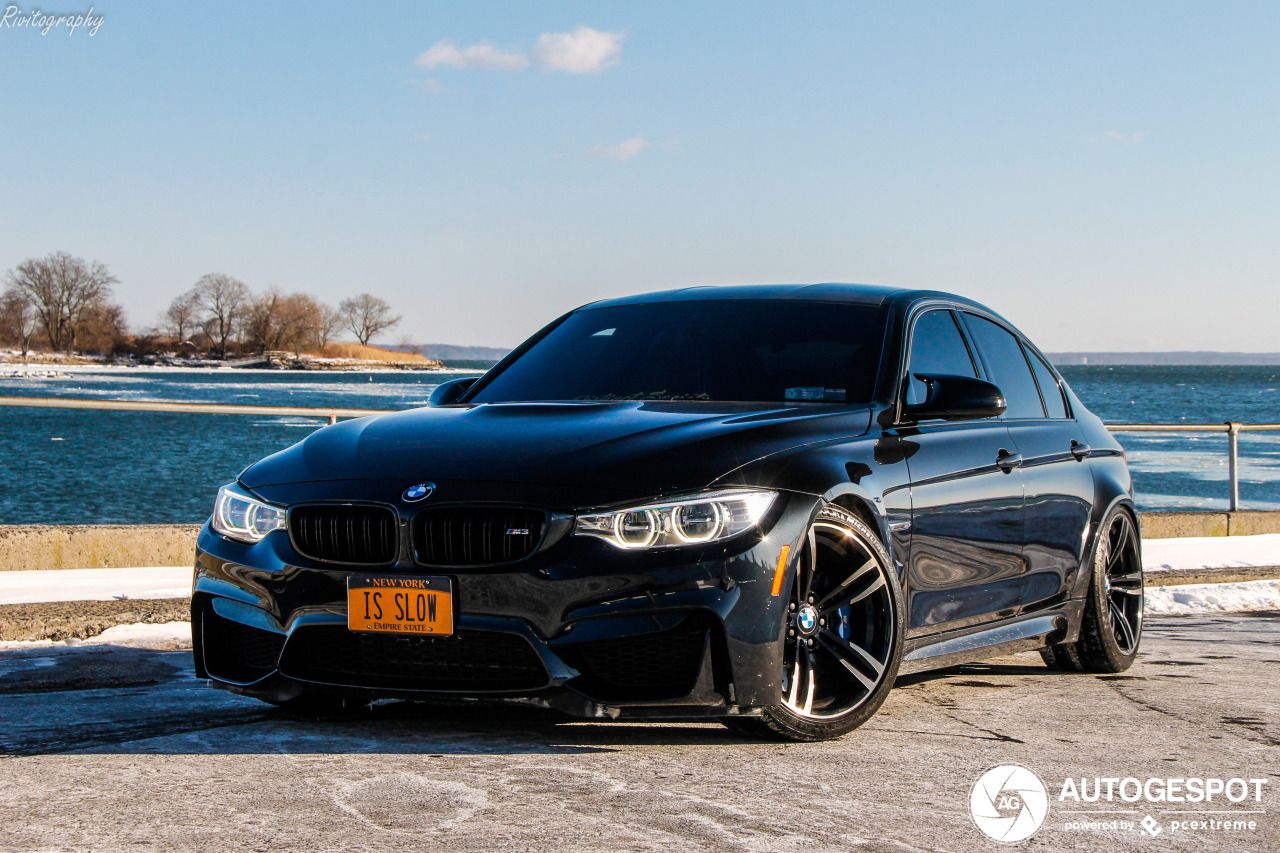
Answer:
[1108, 422, 1280, 511]
[3, 397, 1279, 510]
[0, 395, 388, 425]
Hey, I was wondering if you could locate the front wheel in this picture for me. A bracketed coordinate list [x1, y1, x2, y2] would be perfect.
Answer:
[1042, 505, 1143, 673]
[723, 505, 904, 742]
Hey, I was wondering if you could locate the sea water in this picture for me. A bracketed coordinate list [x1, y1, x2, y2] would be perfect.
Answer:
[1, 365, 1277, 523]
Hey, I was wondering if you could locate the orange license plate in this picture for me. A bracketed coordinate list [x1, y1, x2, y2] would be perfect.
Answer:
[347, 574, 454, 635]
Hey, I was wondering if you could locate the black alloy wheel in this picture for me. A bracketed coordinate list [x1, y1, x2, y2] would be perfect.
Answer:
[723, 505, 904, 741]
[1100, 511, 1144, 654]
[1042, 505, 1144, 673]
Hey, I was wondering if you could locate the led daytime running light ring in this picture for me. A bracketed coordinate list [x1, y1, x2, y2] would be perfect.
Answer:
[574, 489, 777, 551]
[672, 502, 723, 543]
[613, 509, 660, 549]
[212, 484, 286, 544]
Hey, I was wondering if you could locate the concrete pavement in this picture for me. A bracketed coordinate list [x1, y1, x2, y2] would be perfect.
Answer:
[0, 614, 1276, 852]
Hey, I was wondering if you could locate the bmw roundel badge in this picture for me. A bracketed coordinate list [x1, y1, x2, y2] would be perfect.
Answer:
[402, 482, 435, 502]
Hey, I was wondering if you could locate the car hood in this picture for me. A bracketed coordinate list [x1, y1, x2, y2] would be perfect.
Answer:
[240, 401, 871, 506]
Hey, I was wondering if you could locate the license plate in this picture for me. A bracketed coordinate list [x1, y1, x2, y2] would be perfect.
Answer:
[346, 574, 454, 635]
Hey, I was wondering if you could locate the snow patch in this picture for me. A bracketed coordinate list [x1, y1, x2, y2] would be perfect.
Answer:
[0, 567, 190, 605]
[0, 621, 192, 651]
[92, 621, 192, 648]
[1145, 580, 1280, 615]
[1143, 533, 1280, 573]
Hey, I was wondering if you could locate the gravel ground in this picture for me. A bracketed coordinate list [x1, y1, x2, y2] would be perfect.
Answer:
[0, 598, 190, 641]
[0, 614, 1276, 852]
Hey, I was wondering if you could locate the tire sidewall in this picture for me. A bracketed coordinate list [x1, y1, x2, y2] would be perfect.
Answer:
[762, 505, 905, 741]
[1084, 505, 1142, 669]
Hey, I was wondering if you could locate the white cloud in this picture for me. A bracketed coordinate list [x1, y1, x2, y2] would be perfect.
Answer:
[531, 26, 624, 74]
[414, 27, 623, 75]
[415, 40, 529, 71]
[589, 136, 649, 161]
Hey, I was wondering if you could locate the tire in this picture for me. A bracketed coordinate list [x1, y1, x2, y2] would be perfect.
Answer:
[1041, 504, 1143, 673]
[722, 505, 904, 742]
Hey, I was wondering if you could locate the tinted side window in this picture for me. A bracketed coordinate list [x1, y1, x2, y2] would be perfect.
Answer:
[905, 310, 977, 405]
[1028, 350, 1068, 418]
[962, 314, 1045, 419]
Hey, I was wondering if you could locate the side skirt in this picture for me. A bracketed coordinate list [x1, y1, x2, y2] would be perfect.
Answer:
[898, 600, 1083, 675]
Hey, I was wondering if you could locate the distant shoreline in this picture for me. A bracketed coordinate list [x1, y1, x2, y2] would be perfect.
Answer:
[0, 357, 490, 376]
[0, 357, 446, 373]
[7, 349, 1278, 370]
[1049, 352, 1280, 366]
[0, 344, 466, 372]
[0, 363, 486, 377]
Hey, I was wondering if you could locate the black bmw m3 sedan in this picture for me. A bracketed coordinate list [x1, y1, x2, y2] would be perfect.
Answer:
[193, 284, 1143, 741]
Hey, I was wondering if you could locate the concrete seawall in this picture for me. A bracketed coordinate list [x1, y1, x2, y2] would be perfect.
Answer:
[0, 525, 201, 572]
[2, 511, 1279, 571]
[1136, 510, 1280, 539]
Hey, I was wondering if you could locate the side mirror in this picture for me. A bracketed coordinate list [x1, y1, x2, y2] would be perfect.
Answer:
[429, 377, 478, 407]
[903, 374, 1006, 422]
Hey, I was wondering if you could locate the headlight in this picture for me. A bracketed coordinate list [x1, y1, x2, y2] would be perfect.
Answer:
[211, 483, 286, 543]
[574, 490, 777, 550]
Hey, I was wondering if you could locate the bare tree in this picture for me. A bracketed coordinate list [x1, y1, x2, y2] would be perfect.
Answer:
[339, 293, 401, 346]
[75, 301, 129, 354]
[0, 289, 38, 357]
[4, 252, 118, 351]
[244, 288, 323, 354]
[163, 290, 200, 342]
[286, 294, 324, 354]
[192, 273, 249, 358]
[243, 287, 287, 353]
[316, 303, 343, 351]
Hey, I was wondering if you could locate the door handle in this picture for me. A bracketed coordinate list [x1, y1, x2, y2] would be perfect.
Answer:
[1070, 440, 1092, 461]
[996, 449, 1023, 473]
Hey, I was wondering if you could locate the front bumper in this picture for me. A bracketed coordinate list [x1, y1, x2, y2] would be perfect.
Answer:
[191, 492, 816, 718]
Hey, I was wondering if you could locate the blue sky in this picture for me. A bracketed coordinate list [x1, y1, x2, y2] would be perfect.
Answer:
[2, 1, 1277, 350]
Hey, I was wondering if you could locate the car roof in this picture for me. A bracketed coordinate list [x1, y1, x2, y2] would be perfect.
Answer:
[582, 283, 1001, 316]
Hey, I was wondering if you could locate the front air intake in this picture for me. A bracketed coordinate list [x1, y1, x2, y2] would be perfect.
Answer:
[556, 614, 711, 702]
[200, 606, 286, 684]
[279, 626, 550, 692]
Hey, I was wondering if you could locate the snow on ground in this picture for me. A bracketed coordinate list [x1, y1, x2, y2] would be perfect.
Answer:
[1142, 533, 1280, 573]
[0, 567, 190, 604]
[1144, 579, 1280, 615]
[89, 621, 192, 648]
[0, 621, 192, 651]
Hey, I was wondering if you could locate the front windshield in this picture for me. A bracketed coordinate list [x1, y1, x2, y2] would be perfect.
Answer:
[469, 299, 887, 405]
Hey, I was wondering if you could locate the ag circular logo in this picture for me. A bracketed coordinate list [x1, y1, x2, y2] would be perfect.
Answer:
[969, 764, 1049, 843]
[402, 482, 435, 502]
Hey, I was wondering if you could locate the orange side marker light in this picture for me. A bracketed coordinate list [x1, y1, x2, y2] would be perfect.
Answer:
[771, 544, 791, 596]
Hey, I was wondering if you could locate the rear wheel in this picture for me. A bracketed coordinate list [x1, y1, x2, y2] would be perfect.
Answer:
[723, 506, 903, 741]
[1042, 505, 1143, 673]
